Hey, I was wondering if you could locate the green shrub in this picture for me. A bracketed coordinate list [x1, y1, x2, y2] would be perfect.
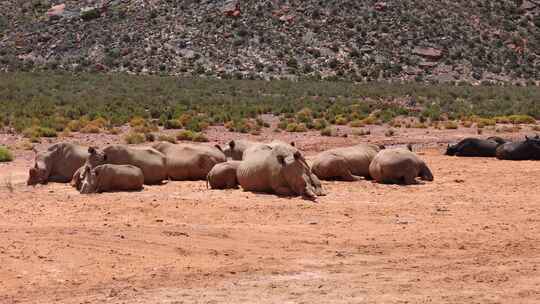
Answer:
[313, 119, 328, 130]
[164, 119, 182, 129]
[352, 128, 370, 136]
[321, 127, 336, 137]
[176, 130, 195, 141]
[508, 115, 536, 124]
[23, 126, 57, 138]
[124, 132, 146, 144]
[192, 133, 209, 142]
[335, 115, 348, 125]
[361, 116, 379, 125]
[157, 134, 177, 143]
[349, 120, 365, 128]
[0, 146, 14, 162]
[444, 121, 459, 129]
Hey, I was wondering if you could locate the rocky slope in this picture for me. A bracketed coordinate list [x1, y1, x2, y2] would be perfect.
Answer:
[1, 0, 540, 83]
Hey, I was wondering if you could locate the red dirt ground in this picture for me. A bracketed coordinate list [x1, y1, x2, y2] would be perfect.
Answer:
[1, 125, 540, 304]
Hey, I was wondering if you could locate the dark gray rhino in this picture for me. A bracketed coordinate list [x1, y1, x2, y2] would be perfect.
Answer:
[496, 135, 540, 160]
[445, 137, 506, 157]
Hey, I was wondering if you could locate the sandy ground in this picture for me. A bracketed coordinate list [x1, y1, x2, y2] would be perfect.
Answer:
[1, 125, 540, 304]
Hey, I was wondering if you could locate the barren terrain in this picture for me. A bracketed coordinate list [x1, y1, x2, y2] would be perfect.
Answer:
[1, 127, 540, 303]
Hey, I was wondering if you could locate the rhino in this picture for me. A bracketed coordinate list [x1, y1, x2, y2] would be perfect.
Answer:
[85, 145, 167, 184]
[222, 140, 261, 160]
[369, 148, 434, 185]
[223, 139, 295, 160]
[28, 143, 89, 185]
[206, 161, 241, 189]
[311, 144, 381, 181]
[496, 136, 540, 160]
[152, 142, 226, 180]
[445, 137, 506, 157]
[237, 143, 324, 200]
[80, 164, 144, 194]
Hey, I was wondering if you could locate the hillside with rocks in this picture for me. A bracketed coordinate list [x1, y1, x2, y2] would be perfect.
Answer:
[1, 0, 540, 83]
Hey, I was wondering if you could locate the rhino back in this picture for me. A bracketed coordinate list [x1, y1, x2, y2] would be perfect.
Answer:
[104, 145, 166, 184]
[51, 143, 89, 179]
[370, 149, 420, 181]
[96, 164, 143, 192]
[237, 150, 273, 192]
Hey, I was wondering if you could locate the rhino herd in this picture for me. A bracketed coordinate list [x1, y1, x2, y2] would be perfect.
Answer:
[26, 134, 540, 200]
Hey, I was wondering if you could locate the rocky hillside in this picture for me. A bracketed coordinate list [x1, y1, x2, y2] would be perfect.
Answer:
[1, 0, 540, 83]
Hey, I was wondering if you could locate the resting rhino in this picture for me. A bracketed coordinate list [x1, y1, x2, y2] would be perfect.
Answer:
[223, 140, 261, 160]
[311, 144, 381, 181]
[28, 143, 89, 185]
[86, 145, 167, 184]
[446, 137, 506, 157]
[80, 164, 144, 194]
[237, 143, 324, 200]
[152, 142, 226, 180]
[496, 135, 540, 160]
[369, 148, 433, 185]
[206, 161, 241, 189]
[223, 140, 295, 160]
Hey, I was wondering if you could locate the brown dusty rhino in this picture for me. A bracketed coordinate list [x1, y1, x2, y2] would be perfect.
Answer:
[206, 161, 241, 189]
[152, 141, 227, 180]
[28, 143, 89, 185]
[369, 148, 434, 185]
[237, 143, 324, 200]
[311, 144, 381, 181]
[85, 145, 167, 185]
[80, 164, 144, 194]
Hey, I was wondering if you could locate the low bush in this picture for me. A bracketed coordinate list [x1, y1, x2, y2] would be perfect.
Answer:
[176, 130, 195, 141]
[444, 121, 459, 129]
[157, 134, 177, 143]
[349, 120, 365, 128]
[0, 146, 14, 162]
[352, 128, 371, 136]
[507, 115, 536, 124]
[124, 132, 146, 144]
[321, 127, 337, 137]
[164, 119, 182, 129]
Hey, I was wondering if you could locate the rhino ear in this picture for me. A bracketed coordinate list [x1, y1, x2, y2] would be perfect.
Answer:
[276, 154, 285, 165]
[229, 140, 235, 149]
[88, 147, 96, 154]
[378, 144, 386, 150]
[290, 141, 295, 147]
[215, 144, 223, 152]
[293, 151, 301, 159]
[407, 143, 413, 151]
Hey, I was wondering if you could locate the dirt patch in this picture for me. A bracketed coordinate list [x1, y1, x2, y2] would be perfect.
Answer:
[1, 128, 540, 303]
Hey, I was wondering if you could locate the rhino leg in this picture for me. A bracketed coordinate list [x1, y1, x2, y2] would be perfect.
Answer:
[48, 174, 70, 183]
[403, 173, 417, 185]
[274, 186, 294, 197]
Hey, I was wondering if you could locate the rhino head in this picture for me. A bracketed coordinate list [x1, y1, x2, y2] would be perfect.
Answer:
[27, 148, 50, 185]
[86, 147, 107, 168]
[27, 163, 48, 185]
[275, 148, 324, 200]
[445, 144, 457, 156]
[79, 166, 98, 194]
